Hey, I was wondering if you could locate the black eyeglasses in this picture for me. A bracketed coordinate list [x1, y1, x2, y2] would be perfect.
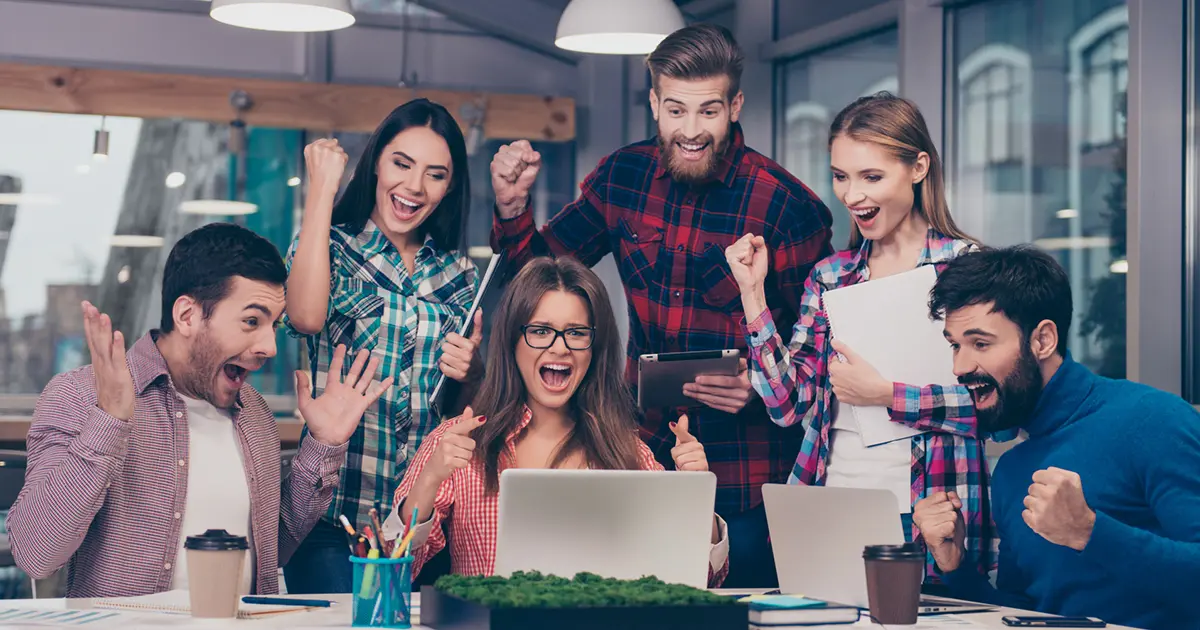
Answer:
[520, 324, 595, 350]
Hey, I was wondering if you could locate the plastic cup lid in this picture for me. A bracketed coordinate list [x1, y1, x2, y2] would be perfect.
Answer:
[184, 529, 249, 551]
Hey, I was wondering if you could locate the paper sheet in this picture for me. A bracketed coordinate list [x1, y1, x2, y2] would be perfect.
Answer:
[822, 265, 957, 447]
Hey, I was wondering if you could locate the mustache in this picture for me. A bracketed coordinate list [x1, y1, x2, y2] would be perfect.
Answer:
[669, 132, 714, 146]
[958, 372, 997, 388]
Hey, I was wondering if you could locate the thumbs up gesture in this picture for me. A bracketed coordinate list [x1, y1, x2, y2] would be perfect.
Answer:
[424, 406, 486, 485]
[440, 308, 485, 383]
[669, 415, 708, 472]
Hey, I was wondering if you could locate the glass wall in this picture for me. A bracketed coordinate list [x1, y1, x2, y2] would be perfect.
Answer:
[949, 0, 1128, 379]
[777, 28, 900, 249]
[0, 111, 302, 403]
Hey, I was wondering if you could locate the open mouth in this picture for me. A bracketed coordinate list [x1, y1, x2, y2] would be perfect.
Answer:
[538, 363, 573, 392]
[849, 206, 881, 223]
[675, 141, 711, 161]
[390, 193, 425, 220]
[963, 380, 997, 406]
[222, 363, 249, 390]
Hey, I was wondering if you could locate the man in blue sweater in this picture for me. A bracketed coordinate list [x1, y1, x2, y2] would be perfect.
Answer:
[912, 246, 1200, 629]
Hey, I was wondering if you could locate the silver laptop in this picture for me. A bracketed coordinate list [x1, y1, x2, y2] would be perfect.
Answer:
[493, 469, 716, 589]
[762, 483, 995, 614]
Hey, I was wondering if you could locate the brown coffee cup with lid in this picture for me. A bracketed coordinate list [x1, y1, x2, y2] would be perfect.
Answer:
[863, 542, 924, 625]
[185, 529, 248, 618]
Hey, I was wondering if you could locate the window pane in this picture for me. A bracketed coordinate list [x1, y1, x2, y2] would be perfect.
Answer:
[951, 0, 1128, 379]
[778, 28, 899, 249]
[0, 111, 303, 397]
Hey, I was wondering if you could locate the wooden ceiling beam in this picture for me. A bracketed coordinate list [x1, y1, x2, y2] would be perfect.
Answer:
[0, 62, 576, 141]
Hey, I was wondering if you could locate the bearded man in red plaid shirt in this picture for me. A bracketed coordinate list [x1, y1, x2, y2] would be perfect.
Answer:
[489, 24, 833, 587]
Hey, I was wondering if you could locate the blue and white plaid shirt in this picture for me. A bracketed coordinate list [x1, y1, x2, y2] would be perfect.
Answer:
[284, 220, 478, 531]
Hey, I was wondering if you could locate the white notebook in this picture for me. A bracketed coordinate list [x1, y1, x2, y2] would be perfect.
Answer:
[93, 590, 315, 619]
[821, 265, 957, 447]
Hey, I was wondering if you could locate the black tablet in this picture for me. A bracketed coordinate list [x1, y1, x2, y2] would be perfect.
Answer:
[637, 349, 740, 410]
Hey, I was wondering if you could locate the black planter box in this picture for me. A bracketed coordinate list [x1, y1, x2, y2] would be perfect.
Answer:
[420, 586, 748, 630]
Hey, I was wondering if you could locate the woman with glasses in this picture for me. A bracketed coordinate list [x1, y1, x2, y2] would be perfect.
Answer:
[383, 257, 729, 585]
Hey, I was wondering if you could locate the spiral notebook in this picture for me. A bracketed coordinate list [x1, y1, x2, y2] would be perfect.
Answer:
[821, 265, 956, 447]
[94, 591, 316, 619]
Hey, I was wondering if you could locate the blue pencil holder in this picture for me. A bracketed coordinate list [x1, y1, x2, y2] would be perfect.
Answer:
[350, 555, 414, 628]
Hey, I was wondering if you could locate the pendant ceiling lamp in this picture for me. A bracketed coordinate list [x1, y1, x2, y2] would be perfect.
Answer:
[555, 0, 686, 55]
[210, 0, 355, 32]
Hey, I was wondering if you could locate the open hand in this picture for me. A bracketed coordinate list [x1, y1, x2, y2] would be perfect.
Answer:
[828, 340, 892, 407]
[683, 358, 753, 414]
[669, 415, 708, 472]
[296, 344, 393, 447]
[912, 491, 966, 572]
[82, 301, 134, 421]
[440, 309, 484, 383]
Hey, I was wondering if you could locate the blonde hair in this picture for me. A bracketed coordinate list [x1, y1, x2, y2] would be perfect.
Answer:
[828, 92, 974, 249]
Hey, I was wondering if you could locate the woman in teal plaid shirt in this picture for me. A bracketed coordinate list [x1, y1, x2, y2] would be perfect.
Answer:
[727, 93, 1006, 582]
[281, 99, 482, 593]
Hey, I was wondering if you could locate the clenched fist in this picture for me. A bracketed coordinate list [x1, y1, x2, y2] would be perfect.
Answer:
[491, 140, 541, 218]
[912, 491, 966, 572]
[304, 138, 348, 200]
[724, 232, 769, 292]
[1023, 467, 1096, 551]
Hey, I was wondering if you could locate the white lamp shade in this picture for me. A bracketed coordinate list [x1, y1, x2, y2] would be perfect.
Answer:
[210, 0, 355, 32]
[555, 0, 686, 55]
[179, 200, 259, 216]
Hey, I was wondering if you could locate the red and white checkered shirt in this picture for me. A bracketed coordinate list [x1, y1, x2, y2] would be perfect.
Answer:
[7, 332, 347, 598]
[386, 407, 729, 586]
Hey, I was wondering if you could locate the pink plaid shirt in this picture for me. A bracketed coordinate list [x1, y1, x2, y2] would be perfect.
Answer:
[7, 332, 347, 598]
[386, 407, 729, 586]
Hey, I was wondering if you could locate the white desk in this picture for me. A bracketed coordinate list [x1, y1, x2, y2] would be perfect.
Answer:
[0, 592, 1133, 629]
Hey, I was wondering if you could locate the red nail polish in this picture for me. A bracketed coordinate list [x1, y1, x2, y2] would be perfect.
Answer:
[669, 421, 677, 429]
[478, 416, 487, 424]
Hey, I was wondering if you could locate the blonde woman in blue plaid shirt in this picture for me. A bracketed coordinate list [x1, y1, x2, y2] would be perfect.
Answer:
[282, 99, 481, 593]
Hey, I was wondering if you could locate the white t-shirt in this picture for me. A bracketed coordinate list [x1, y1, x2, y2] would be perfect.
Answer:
[171, 395, 253, 594]
[825, 400, 914, 513]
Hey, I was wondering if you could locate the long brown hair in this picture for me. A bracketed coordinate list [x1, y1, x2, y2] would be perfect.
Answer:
[470, 257, 642, 494]
[829, 92, 974, 249]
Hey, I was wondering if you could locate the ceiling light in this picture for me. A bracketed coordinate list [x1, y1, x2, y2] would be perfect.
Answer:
[165, 172, 187, 189]
[0, 193, 59, 206]
[111, 235, 165, 248]
[117, 265, 131, 284]
[555, 0, 686, 55]
[1109, 259, 1129, 274]
[93, 116, 109, 162]
[1056, 208, 1079, 219]
[179, 199, 259, 216]
[210, 0, 355, 32]
[287, 176, 301, 187]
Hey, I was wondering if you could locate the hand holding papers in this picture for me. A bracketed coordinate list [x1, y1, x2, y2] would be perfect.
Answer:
[821, 265, 956, 447]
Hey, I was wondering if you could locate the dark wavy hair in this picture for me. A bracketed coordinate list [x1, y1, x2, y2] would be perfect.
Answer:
[470, 257, 643, 494]
[330, 98, 468, 253]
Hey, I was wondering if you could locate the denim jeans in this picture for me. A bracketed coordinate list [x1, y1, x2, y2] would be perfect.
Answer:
[721, 503, 779, 588]
[282, 520, 354, 594]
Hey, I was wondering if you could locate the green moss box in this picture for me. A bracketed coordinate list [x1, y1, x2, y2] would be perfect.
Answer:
[421, 572, 748, 630]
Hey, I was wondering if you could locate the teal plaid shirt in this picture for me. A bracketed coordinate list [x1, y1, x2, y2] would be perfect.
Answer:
[284, 220, 478, 531]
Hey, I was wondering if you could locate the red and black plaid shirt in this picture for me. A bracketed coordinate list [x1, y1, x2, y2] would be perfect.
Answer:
[491, 123, 833, 514]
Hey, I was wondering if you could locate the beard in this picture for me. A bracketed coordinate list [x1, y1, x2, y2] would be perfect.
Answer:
[959, 345, 1044, 435]
[658, 127, 729, 185]
[177, 326, 234, 409]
